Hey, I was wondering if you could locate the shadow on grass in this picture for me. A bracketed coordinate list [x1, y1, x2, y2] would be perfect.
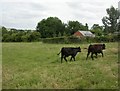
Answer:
[50, 58, 76, 64]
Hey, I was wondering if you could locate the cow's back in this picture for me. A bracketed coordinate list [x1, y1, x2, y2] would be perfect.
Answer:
[61, 47, 79, 57]
[87, 44, 105, 60]
[88, 44, 103, 53]
[61, 47, 73, 56]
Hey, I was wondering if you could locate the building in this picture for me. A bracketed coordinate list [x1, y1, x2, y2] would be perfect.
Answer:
[73, 30, 95, 38]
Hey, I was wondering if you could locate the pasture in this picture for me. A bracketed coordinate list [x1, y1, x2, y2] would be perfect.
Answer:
[2, 42, 118, 89]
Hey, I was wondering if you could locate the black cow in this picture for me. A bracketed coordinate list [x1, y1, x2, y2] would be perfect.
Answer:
[58, 47, 81, 63]
[86, 44, 106, 60]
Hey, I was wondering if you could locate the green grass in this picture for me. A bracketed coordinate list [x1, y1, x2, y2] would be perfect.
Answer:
[2, 42, 118, 89]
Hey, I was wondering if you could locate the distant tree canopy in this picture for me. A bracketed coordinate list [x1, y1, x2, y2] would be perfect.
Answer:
[102, 6, 120, 33]
[36, 17, 65, 38]
[2, 28, 41, 42]
[36, 17, 89, 38]
[91, 24, 104, 36]
[66, 21, 88, 35]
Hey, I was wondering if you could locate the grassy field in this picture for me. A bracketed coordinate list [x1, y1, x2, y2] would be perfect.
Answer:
[2, 42, 118, 89]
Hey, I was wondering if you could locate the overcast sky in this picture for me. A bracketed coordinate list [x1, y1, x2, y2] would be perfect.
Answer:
[0, 0, 119, 29]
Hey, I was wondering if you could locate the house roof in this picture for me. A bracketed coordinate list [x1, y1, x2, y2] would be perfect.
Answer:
[78, 30, 95, 37]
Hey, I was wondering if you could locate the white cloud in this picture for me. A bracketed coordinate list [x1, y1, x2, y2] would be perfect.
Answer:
[1, 0, 119, 29]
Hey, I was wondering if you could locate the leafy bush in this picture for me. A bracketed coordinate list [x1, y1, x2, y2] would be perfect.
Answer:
[41, 34, 119, 44]
[2, 29, 41, 42]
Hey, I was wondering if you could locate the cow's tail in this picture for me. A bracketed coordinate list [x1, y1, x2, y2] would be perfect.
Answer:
[57, 51, 61, 55]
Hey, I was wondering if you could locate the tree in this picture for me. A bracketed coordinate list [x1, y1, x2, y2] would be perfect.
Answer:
[2, 27, 8, 36]
[29, 31, 41, 41]
[102, 6, 120, 33]
[0, 27, 2, 42]
[85, 23, 89, 31]
[67, 21, 80, 35]
[117, 21, 120, 31]
[36, 17, 65, 38]
[91, 24, 104, 36]
[66, 21, 88, 35]
[91, 24, 103, 30]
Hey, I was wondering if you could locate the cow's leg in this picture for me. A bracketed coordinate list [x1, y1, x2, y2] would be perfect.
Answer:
[73, 56, 75, 61]
[61, 56, 63, 63]
[91, 52, 94, 60]
[64, 57, 67, 62]
[61, 54, 64, 63]
[101, 51, 104, 57]
[71, 55, 76, 61]
[70, 56, 73, 61]
[95, 53, 97, 58]
[86, 51, 90, 60]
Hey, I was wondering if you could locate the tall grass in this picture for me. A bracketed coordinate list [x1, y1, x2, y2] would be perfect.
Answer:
[2, 42, 118, 89]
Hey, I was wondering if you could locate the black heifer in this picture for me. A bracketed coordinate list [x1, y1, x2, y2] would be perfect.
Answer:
[58, 47, 81, 63]
[86, 44, 106, 60]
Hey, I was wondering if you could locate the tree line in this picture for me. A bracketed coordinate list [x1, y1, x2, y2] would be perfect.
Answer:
[1, 27, 41, 42]
[1, 6, 120, 42]
[36, 17, 89, 38]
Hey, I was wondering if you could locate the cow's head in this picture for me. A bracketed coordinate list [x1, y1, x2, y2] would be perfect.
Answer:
[102, 44, 106, 49]
[77, 47, 81, 52]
